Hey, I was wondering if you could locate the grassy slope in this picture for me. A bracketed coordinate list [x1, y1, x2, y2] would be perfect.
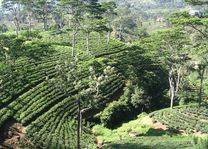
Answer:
[104, 136, 192, 149]
[93, 105, 208, 149]
[93, 112, 193, 149]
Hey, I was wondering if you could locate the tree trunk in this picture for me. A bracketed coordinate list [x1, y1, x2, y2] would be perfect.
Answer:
[4, 51, 9, 65]
[14, 15, 20, 37]
[72, 33, 76, 57]
[43, 2, 48, 31]
[59, 14, 63, 29]
[169, 69, 175, 109]
[170, 85, 175, 109]
[43, 17, 48, 31]
[14, 4, 21, 37]
[119, 24, 122, 41]
[107, 31, 110, 50]
[98, 33, 101, 50]
[77, 97, 81, 149]
[86, 32, 90, 53]
[175, 66, 182, 94]
[198, 66, 205, 106]
[72, 26, 78, 57]
[28, 12, 32, 33]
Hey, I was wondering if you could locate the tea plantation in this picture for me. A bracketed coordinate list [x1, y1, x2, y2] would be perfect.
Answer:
[0, 31, 131, 148]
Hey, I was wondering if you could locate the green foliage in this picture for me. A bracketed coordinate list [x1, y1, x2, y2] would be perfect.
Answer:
[0, 30, 129, 148]
[0, 34, 26, 64]
[21, 30, 42, 40]
[24, 41, 54, 60]
[192, 137, 208, 149]
[94, 112, 192, 149]
[103, 136, 192, 149]
[99, 82, 134, 128]
[0, 24, 8, 33]
[99, 82, 147, 128]
[130, 86, 145, 108]
[185, 0, 208, 5]
[93, 113, 149, 143]
[100, 100, 130, 128]
[0, 62, 7, 74]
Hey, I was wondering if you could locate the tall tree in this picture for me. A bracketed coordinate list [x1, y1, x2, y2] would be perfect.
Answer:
[102, 1, 117, 50]
[32, 0, 56, 31]
[52, 56, 104, 149]
[0, 34, 25, 65]
[112, 8, 137, 41]
[81, 0, 105, 53]
[62, 0, 84, 57]
[188, 36, 208, 106]
[18, 0, 34, 32]
[172, 0, 208, 105]
[2, 0, 22, 36]
[155, 28, 190, 108]
[170, 11, 208, 39]
[52, 1, 65, 30]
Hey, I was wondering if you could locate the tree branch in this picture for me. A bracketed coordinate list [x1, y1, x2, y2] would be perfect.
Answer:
[188, 23, 208, 39]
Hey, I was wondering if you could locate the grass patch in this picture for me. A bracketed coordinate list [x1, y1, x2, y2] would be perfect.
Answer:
[93, 113, 157, 143]
[103, 136, 192, 149]
[93, 112, 193, 149]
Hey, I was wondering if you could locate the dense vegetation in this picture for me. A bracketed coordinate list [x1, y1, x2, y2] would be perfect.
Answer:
[0, 0, 208, 149]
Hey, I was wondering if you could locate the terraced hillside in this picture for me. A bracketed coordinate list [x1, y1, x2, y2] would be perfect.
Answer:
[0, 29, 168, 148]
[150, 105, 208, 134]
[41, 31, 129, 56]
[0, 31, 132, 148]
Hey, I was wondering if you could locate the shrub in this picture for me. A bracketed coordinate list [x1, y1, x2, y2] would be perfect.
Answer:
[192, 137, 208, 149]
[21, 30, 42, 40]
[0, 24, 8, 33]
[100, 100, 131, 128]
[24, 41, 54, 60]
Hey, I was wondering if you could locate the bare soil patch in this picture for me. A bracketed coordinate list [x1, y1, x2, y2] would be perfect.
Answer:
[0, 119, 31, 149]
[141, 116, 168, 130]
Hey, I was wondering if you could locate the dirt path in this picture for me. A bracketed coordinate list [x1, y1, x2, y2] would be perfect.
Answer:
[0, 119, 31, 149]
[141, 116, 208, 137]
[140, 116, 168, 130]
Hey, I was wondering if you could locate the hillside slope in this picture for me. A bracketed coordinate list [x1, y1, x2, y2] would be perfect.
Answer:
[94, 105, 208, 149]
[0, 31, 130, 148]
[0, 30, 169, 148]
[93, 112, 193, 149]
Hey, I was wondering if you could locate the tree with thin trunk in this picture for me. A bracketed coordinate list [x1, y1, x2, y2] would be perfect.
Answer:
[19, 0, 34, 33]
[52, 2, 65, 30]
[170, 1, 208, 106]
[0, 34, 25, 66]
[52, 55, 104, 149]
[170, 11, 208, 39]
[112, 8, 135, 41]
[62, 0, 84, 57]
[156, 28, 190, 108]
[191, 42, 208, 106]
[101, 1, 117, 50]
[81, 0, 105, 53]
[2, 0, 22, 36]
[32, 0, 56, 31]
